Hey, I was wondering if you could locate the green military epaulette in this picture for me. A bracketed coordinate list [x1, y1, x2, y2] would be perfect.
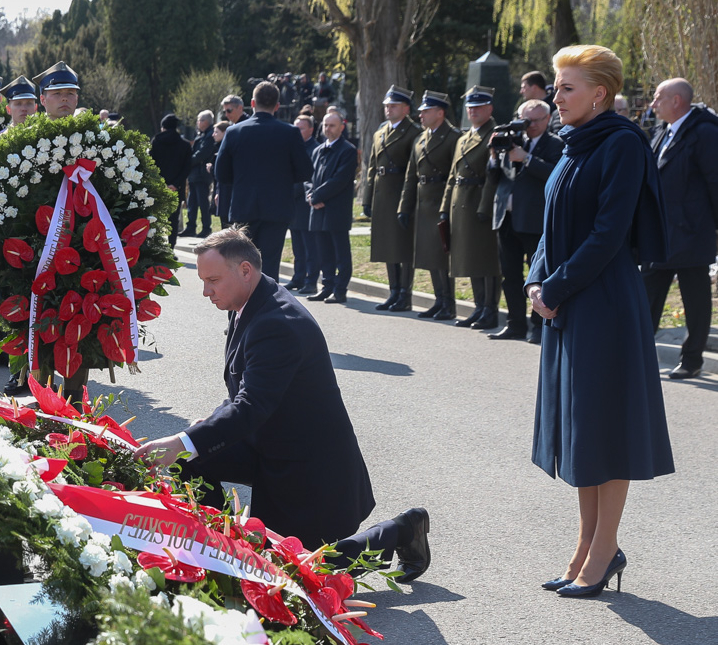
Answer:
[408, 120, 422, 131]
[448, 124, 462, 135]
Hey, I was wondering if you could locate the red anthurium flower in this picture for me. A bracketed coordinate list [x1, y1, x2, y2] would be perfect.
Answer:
[137, 551, 206, 583]
[123, 246, 140, 267]
[59, 291, 83, 321]
[36, 205, 54, 235]
[53, 247, 81, 275]
[101, 481, 125, 490]
[81, 385, 93, 415]
[46, 430, 87, 460]
[0, 399, 37, 428]
[121, 219, 150, 248]
[3, 238, 34, 269]
[27, 375, 80, 419]
[240, 579, 297, 626]
[97, 319, 131, 363]
[132, 277, 157, 300]
[82, 293, 103, 324]
[241, 517, 267, 549]
[85, 431, 115, 453]
[309, 587, 342, 620]
[32, 270, 57, 296]
[73, 185, 94, 216]
[38, 309, 62, 343]
[95, 414, 137, 446]
[82, 218, 106, 253]
[0, 295, 30, 322]
[323, 573, 355, 601]
[65, 313, 92, 346]
[98, 294, 133, 318]
[2, 331, 27, 356]
[53, 338, 83, 378]
[144, 266, 173, 286]
[80, 269, 108, 293]
[271, 537, 306, 566]
[137, 298, 161, 322]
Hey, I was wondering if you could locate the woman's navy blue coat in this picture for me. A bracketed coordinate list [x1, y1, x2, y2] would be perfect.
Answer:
[527, 112, 675, 487]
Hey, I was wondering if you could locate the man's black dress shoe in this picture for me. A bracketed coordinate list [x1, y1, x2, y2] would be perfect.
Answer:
[668, 363, 701, 379]
[527, 326, 542, 344]
[488, 326, 526, 340]
[298, 285, 318, 295]
[471, 309, 498, 330]
[325, 293, 347, 304]
[417, 302, 442, 318]
[4, 374, 30, 396]
[393, 507, 430, 583]
[284, 280, 302, 290]
[307, 289, 332, 301]
[178, 228, 196, 237]
[455, 307, 483, 328]
[198, 229, 212, 238]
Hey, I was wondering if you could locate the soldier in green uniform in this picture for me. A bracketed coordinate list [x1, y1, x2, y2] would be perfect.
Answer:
[364, 85, 422, 312]
[440, 86, 501, 329]
[398, 91, 461, 320]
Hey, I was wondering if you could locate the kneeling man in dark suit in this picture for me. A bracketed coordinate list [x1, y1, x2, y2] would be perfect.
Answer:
[135, 228, 429, 581]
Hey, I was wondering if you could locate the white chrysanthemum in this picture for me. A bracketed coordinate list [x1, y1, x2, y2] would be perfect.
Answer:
[108, 573, 134, 593]
[79, 542, 109, 576]
[84, 146, 98, 159]
[144, 197, 155, 207]
[98, 130, 110, 142]
[18, 160, 32, 174]
[134, 188, 148, 199]
[5, 206, 18, 218]
[49, 162, 62, 174]
[113, 140, 125, 152]
[55, 514, 93, 546]
[84, 130, 96, 142]
[133, 569, 157, 591]
[103, 167, 116, 179]
[52, 148, 66, 161]
[130, 170, 143, 183]
[118, 181, 132, 194]
[17, 185, 28, 198]
[128, 156, 140, 168]
[147, 215, 157, 223]
[36, 151, 50, 165]
[89, 532, 112, 549]
[123, 147, 135, 158]
[69, 132, 82, 146]
[37, 137, 52, 151]
[128, 201, 138, 209]
[115, 157, 129, 171]
[53, 135, 68, 148]
[30, 172, 42, 184]
[32, 493, 65, 518]
[69, 144, 83, 158]
[12, 476, 44, 500]
[110, 550, 133, 575]
[0, 167, 8, 179]
[7, 153, 20, 167]
[122, 168, 135, 182]
[101, 147, 113, 160]
[0, 193, 7, 207]
[8, 176, 19, 188]
[0, 445, 30, 481]
[21, 145, 36, 159]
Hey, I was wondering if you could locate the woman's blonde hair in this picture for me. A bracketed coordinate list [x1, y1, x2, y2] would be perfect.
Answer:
[553, 45, 623, 110]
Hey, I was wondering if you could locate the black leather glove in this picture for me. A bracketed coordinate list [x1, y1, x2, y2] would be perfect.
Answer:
[397, 212, 410, 229]
[439, 212, 449, 222]
[362, 204, 372, 219]
[476, 211, 489, 222]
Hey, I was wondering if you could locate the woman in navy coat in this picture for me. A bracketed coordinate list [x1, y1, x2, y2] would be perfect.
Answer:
[525, 45, 674, 598]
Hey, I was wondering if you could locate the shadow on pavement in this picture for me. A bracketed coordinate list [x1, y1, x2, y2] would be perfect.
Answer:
[330, 352, 414, 376]
[602, 594, 717, 644]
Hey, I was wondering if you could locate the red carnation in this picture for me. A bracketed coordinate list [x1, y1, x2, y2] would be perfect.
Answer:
[82, 218, 105, 253]
[144, 266, 173, 286]
[2, 332, 27, 356]
[36, 205, 54, 235]
[132, 277, 156, 300]
[3, 238, 34, 269]
[123, 246, 140, 267]
[82, 293, 102, 324]
[98, 294, 133, 318]
[53, 338, 83, 378]
[59, 291, 83, 321]
[54, 247, 81, 275]
[121, 219, 150, 248]
[65, 314, 92, 346]
[80, 269, 108, 293]
[32, 270, 56, 296]
[38, 309, 62, 343]
[0, 295, 30, 322]
[137, 298, 161, 321]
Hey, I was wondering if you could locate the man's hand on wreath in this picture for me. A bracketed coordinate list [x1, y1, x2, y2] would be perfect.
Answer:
[134, 434, 185, 467]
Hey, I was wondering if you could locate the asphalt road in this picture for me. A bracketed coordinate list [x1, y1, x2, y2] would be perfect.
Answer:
[33, 252, 716, 645]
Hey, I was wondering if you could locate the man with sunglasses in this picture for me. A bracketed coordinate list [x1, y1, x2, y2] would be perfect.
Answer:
[221, 94, 249, 125]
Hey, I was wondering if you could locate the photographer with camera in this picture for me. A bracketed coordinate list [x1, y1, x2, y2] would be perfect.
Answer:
[487, 99, 563, 343]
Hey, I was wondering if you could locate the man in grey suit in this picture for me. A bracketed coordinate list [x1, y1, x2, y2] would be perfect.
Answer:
[487, 99, 563, 343]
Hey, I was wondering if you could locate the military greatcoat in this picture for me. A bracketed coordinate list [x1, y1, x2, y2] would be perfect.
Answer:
[365, 116, 423, 263]
[398, 120, 461, 270]
[440, 118, 500, 277]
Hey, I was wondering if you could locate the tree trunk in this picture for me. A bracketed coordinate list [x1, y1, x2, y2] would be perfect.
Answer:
[552, 0, 579, 50]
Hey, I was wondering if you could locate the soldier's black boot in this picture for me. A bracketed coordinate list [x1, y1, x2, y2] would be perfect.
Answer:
[457, 276, 485, 327]
[433, 274, 456, 320]
[389, 264, 414, 312]
[471, 276, 500, 329]
[419, 270, 444, 318]
[376, 264, 401, 310]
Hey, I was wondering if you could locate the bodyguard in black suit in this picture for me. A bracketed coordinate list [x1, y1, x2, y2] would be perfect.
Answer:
[487, 99, 563, 343]
[306, 112, 358, 304]
[642, 78, 718, 379]
[215, 82, 314, 281]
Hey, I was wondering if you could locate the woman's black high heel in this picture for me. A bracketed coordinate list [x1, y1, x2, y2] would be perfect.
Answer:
[542, 577, 574, 591]
[557, 549, 627, 598]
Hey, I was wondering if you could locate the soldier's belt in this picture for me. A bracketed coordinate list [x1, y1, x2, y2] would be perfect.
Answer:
[377, 165, 406, 176]
[455, 176, 483, 187]
[418, 174, 448, 185]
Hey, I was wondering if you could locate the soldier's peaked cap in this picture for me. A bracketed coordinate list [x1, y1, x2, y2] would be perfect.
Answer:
[0, 76, 37, 101]
[463, 85, 494, 107]
[383, 85, 413, 105]
[32, 61, 80, 92]
[418, 90, 450, 111]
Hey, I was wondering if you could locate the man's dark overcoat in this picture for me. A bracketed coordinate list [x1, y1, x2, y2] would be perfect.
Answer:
[308, 137, 357, 232]
[215, 112, 313, 224]
[365, 116, 423, 263]
[150, 129, 192, 194]
[526, 113, 674, 487]
[188, 128, 214, 184]
[440, 117, 499, 277]
[186, 276, 375, 548]
[291, 136, 320, 230]
[398, 120, 461, 271]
